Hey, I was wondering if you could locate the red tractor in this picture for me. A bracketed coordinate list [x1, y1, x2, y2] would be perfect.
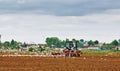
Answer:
[51, 41, 82, 57]
[63, 41, 82, 57]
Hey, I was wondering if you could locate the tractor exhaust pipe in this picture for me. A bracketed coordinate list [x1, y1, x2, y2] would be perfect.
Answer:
[75, 41, 78, 50]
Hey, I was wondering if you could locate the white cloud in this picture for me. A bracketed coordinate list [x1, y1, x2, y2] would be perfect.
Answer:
[0, 9, 120, 43]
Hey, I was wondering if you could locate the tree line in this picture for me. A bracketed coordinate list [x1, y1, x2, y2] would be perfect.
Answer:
[0, 39, 27, 50]
[0, 37, 120, 50]
[102, 40, 120, 50]
[45, 37, 100, 48]
[45, 37, 120, 50]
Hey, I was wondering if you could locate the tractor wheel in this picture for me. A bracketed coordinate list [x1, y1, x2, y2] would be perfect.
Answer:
[77, 54, 80, 57]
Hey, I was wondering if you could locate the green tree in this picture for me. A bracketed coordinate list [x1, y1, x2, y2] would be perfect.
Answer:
[78, 39, 84, 48]
[72, 38, 76, 43]
[4, 41, 11, 49]
[104, 44, 113, 50]
[61, 40, 66, 47]
[56, 40, 61, 48]
[45, 37, 61, 48]
[78, 42, 84, 48]
[46, 37, 51, 47]
[88, 40, 94, 46]
[111, 40, 119, 47]
[65, 38, 69, 43]
[0, 41, 2, 48]
[11, 39, 19, 49]
[80, 39, 84, 42]
[94, 40, 99, 46]
[28, 47, 34, 52]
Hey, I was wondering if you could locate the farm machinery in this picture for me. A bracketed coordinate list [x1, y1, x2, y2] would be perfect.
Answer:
[63, 41, 82, 57]
[51, 41, 82, 57]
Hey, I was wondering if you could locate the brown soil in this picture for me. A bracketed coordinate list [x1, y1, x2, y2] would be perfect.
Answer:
[0, 54, 120, 71]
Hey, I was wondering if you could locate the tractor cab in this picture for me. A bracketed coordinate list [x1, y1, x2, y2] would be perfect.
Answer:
[66, 41, 74, 50]
[66, 41, 79, 50]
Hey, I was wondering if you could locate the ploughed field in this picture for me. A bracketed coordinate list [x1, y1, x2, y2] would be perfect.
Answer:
[0, 54, 120, 71]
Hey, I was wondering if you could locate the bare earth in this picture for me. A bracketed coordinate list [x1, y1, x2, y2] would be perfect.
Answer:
[0, 54, 120, 71]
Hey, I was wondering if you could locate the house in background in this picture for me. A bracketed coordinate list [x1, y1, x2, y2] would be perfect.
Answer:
[87, 46, 99, 50]
[82, 42, 101, 50]
[114, 46, 120, 50]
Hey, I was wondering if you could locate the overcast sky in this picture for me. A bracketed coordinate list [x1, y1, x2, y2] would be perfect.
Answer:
[0, 0, 120, 43]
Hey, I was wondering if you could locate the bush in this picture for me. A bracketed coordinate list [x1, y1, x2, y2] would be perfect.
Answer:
[28, 47, 34, 52]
